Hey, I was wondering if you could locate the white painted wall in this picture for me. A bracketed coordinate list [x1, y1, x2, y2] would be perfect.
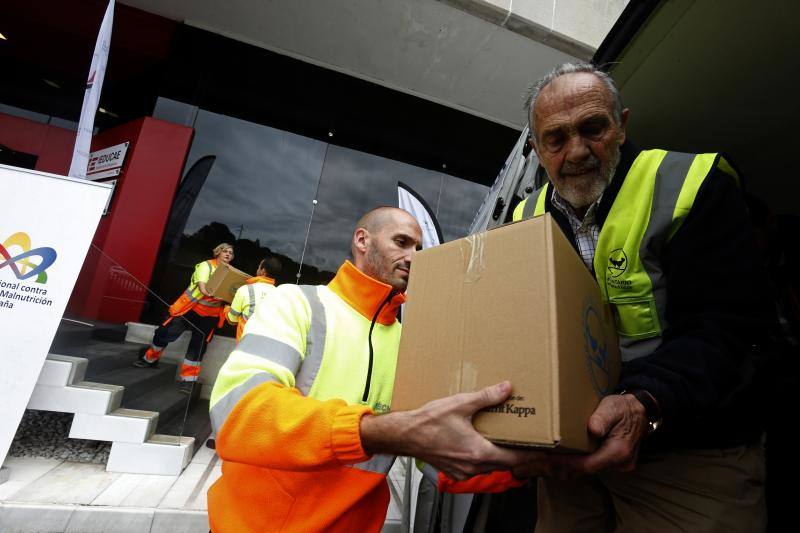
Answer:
[459, 0, 629, 49]
[121, 0, 626, 129]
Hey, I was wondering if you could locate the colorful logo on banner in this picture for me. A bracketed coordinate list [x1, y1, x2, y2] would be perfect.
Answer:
[0, 232, 58, 283]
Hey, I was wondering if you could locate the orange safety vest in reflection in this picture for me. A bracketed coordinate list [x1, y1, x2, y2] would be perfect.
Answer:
[164, 259, 226, 336]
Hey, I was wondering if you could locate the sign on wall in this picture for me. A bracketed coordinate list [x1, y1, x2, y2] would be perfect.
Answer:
[87, 141, 129, 181]
[0, 165, 111, 466]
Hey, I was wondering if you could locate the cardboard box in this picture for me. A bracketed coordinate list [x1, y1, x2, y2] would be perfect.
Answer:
[206, 263, 251, 304]
[392, 214, 620, 452]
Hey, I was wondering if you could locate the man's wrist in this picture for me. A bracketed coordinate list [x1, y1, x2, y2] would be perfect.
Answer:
[620, 389, 662, 432]
[360, 411, 412, 456]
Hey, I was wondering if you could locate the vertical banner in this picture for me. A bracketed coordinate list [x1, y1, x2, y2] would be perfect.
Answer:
[397, 180, 443, 528]
[0, 165, 111, 466]
[161, 155, 216, 262]
[398, 181, 443, 249]
[68, 0, 115, 179]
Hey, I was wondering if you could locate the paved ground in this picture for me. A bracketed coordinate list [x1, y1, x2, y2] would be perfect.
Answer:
[0, 437, 408, 532]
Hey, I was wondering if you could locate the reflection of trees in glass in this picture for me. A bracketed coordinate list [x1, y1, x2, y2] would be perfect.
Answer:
[143, 219, 336, 326]
[179, 109, 326, 264]
[142, 108, 488, 326]
[179, 222, 336, 287]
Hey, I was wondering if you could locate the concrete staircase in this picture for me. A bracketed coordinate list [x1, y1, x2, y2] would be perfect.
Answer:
[25, 321, 212, 476]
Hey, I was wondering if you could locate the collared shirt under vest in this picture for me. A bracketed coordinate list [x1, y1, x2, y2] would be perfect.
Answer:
[513, 147, 740, 362]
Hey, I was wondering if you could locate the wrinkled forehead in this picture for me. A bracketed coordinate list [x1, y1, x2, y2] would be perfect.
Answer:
[533, 73, 614, 125]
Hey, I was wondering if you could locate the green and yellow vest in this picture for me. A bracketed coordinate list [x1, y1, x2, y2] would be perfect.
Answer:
[513, 149, 739, 361]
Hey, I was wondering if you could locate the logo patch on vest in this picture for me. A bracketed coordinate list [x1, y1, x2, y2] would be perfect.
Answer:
[607, 249, 628, 278]
[583, 301, 611, 397]
[373, 401, 391, 414]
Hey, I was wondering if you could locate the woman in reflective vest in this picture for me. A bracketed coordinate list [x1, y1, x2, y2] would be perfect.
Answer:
[134, 243, 233, 391]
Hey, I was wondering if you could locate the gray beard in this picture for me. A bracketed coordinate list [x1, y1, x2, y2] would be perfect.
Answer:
[551, 144, 621, 209]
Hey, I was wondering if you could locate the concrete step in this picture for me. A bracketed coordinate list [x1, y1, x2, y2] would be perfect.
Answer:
[52, 341, 145, 376]
[48, 319, 95, 352]
[28, 340, 199, 478]
[44, 345, 196, 438]
[125, 385, 194, 434]
[27, 381, 124, 415]
[90, 323, 128, 343]
[73, 340, 143, 361]
[124, 322, 191, 363]
[106, 435, 195, 476]
[82, 352, 143, 378]
[37, 355, 88, 387]
[158, 398, 212, 450]
[89, 364, 178, 405]
[69, 407, 159, 444]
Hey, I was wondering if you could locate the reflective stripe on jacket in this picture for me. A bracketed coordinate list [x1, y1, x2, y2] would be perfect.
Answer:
[167, 259, 225, 319]
[208, 260, 404, 532]
[513, 149, 739, 361]
[227, 276, 276, 341]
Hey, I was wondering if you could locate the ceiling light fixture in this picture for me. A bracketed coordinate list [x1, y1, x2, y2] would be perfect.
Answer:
[0, 33, 7, 41]
[98, 107, 119, 118]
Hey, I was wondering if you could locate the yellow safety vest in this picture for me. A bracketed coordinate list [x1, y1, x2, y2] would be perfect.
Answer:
[514, 149, 739, 361]
[211, 259, 403, 430]
[167, 259, 225, 319]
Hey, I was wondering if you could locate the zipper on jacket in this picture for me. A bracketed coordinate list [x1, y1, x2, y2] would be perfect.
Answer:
[362, 291, 395, 403]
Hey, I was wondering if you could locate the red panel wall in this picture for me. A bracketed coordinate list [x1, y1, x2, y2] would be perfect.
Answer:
[71, 117, 194, 322]
[0, 112, 75, 175]
[0, 112, 194, 323]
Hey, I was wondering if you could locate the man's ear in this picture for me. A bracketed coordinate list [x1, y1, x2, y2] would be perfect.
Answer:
[529, 137, 541, 161]
[353, 228, 369, 255]
[618, 108, 630, 144]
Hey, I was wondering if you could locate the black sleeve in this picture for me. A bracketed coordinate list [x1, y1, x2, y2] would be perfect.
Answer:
[617, 167, 776, 425]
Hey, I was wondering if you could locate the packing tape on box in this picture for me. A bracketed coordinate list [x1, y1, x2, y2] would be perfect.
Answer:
[461, 232, 485, 282]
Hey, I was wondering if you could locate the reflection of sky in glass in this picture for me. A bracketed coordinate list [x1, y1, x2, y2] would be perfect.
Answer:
[180, 108, 488, 276]
[304, 145, 487, 274]
[183, 110, 326, 262]
[437, 174, 490, 241]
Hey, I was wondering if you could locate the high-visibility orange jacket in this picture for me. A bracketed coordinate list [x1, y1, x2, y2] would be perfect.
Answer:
[208, 261, 521, 532]
[167, 259, 225, 320]
[164, 259, 227, 342]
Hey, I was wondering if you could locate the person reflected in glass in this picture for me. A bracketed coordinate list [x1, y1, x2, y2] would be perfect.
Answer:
[134, 243, 234, 395]
[224, 257, 281, 343]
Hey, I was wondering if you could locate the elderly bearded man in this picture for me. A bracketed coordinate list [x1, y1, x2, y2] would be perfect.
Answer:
[208, 207, 534, 532]
[510, 63, 775, 532]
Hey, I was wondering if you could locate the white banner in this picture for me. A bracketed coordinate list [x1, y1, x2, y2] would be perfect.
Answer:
[68, 0, 115, 179]
[398, 181, 443, 249]
[0, 165, 111, 466]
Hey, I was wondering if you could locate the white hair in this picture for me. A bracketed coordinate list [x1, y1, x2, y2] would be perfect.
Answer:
[525, 62, 623, 142]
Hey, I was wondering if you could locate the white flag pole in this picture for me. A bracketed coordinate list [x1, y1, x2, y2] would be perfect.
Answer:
[68, 0, 115, 179]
